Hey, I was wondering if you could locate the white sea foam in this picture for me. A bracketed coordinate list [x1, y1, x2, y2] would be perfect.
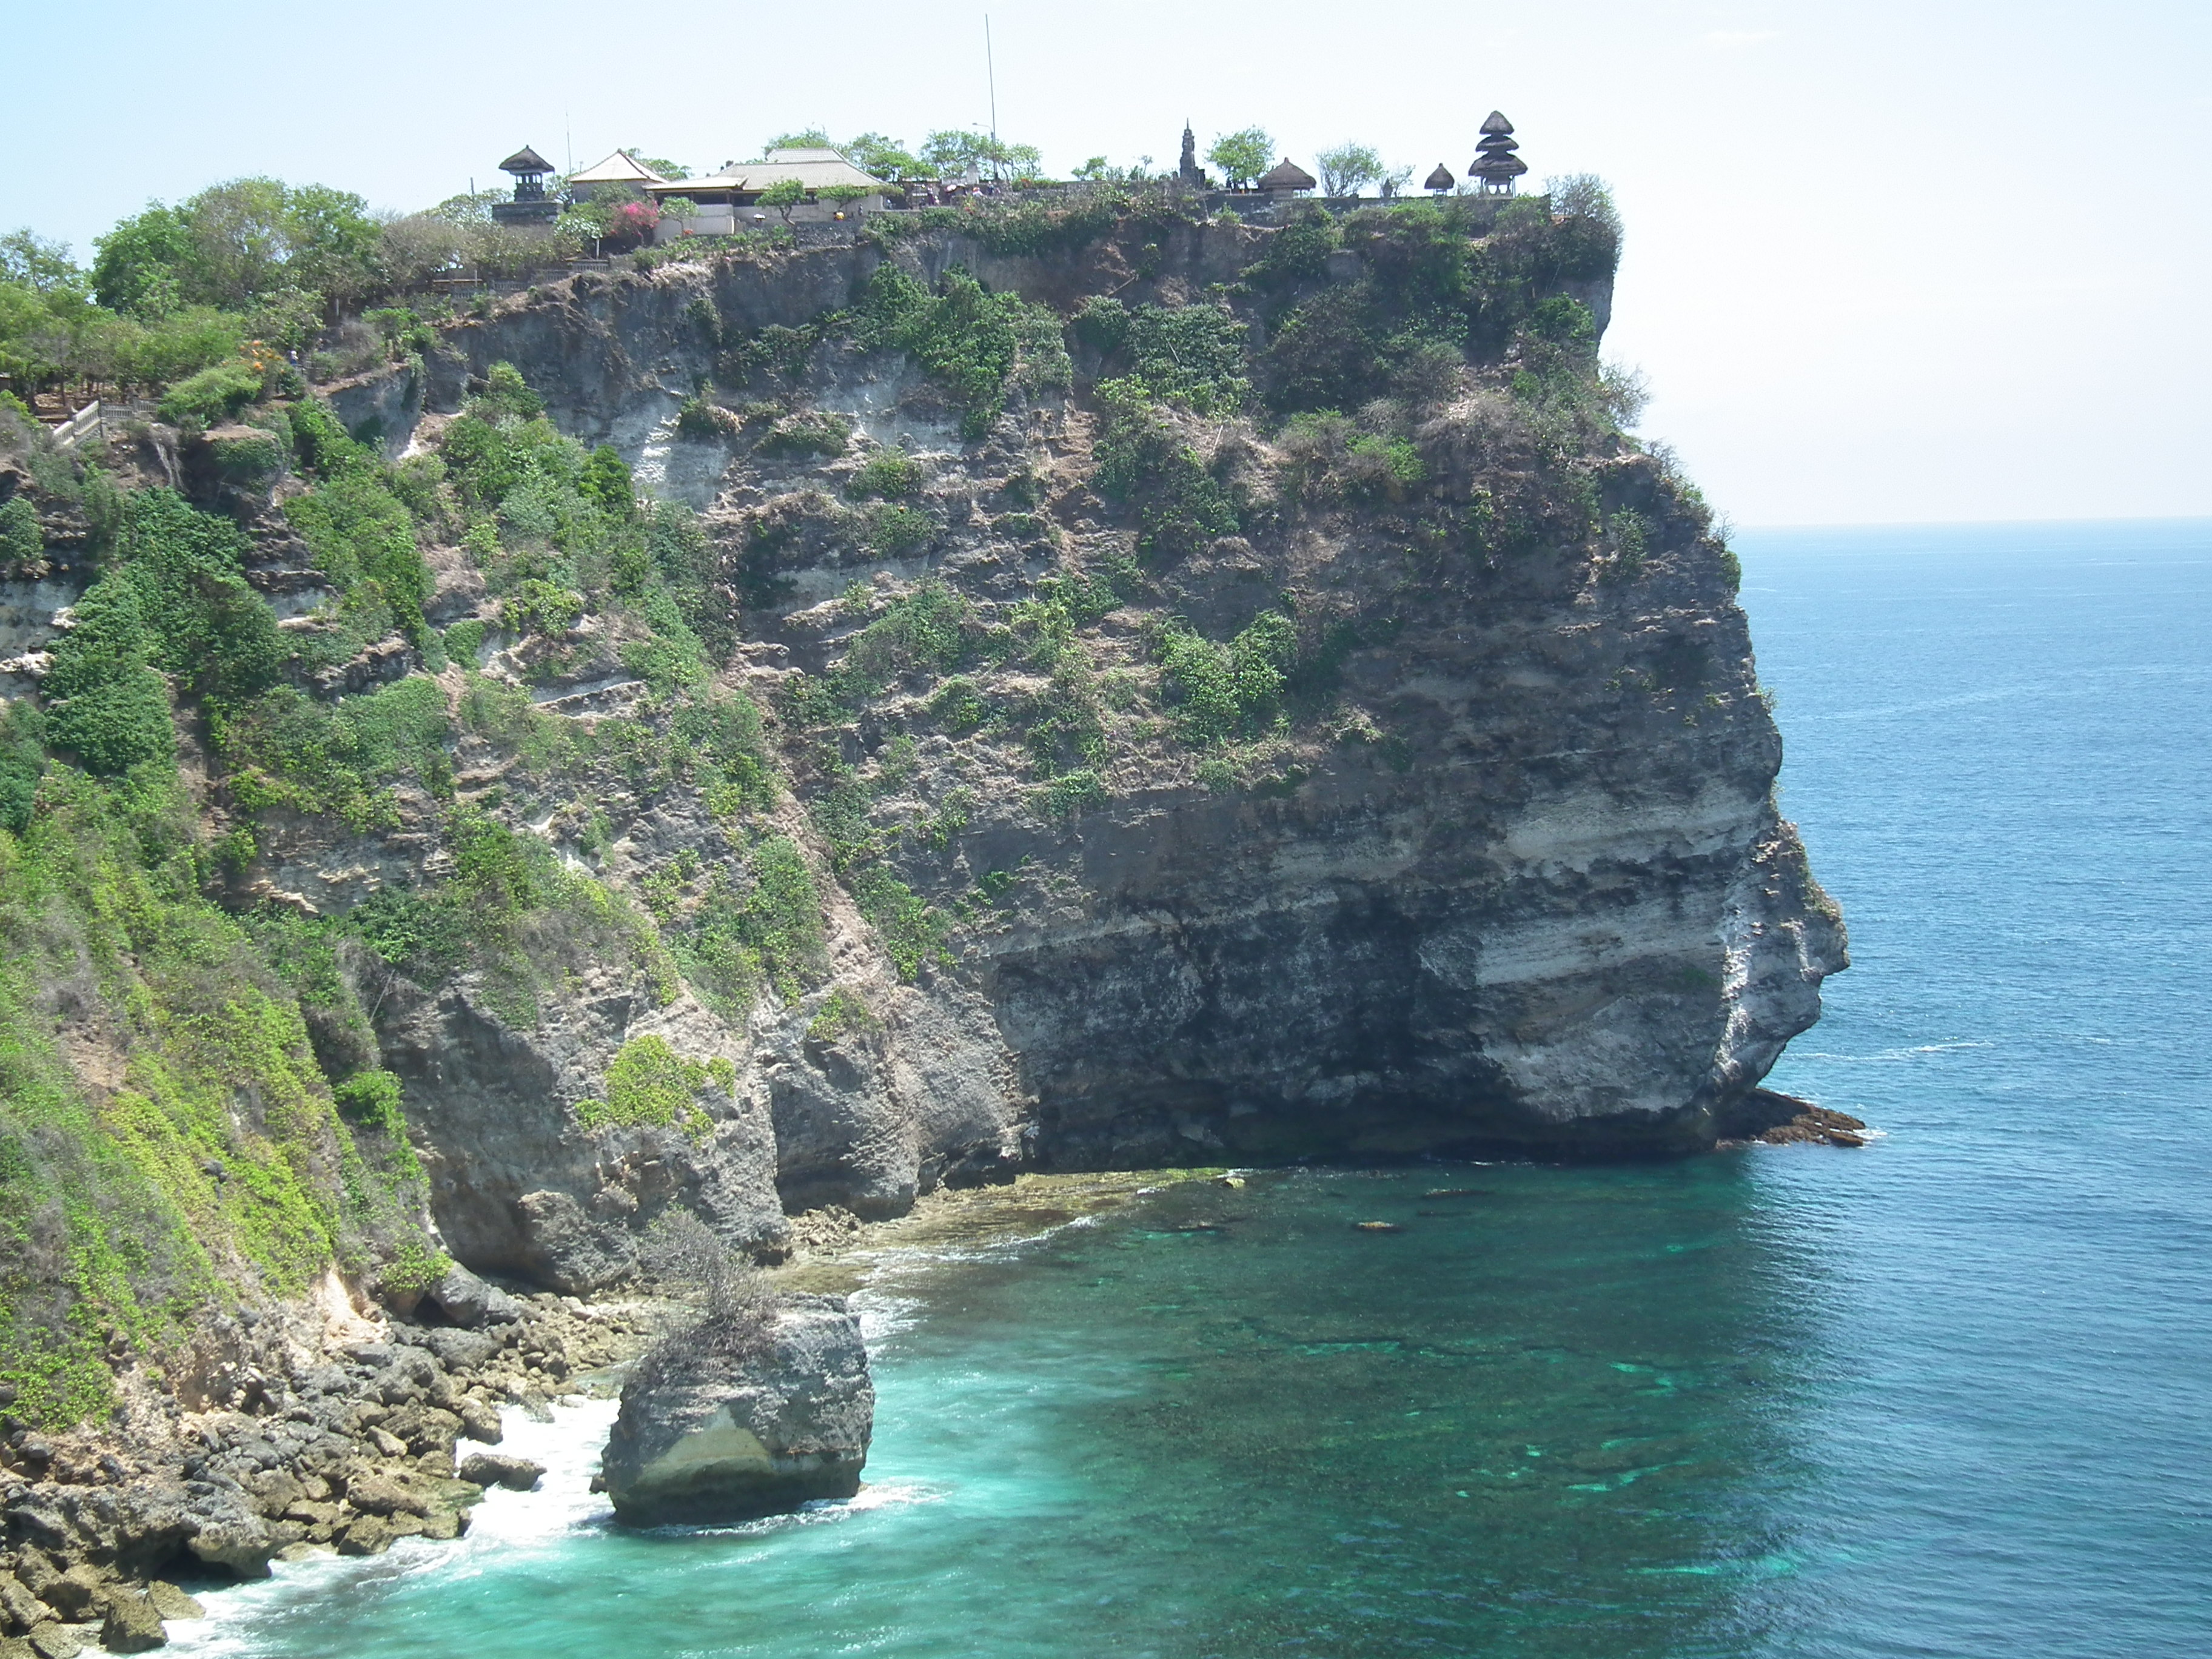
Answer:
[1797, 1040, 1994, 1064]
[635, 1477, 944, 1541]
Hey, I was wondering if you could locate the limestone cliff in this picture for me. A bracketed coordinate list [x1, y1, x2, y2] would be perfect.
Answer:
[0, 192, 1845, 1320]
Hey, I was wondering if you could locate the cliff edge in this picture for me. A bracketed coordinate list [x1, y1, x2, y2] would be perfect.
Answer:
[0, 187, 1843, 1411]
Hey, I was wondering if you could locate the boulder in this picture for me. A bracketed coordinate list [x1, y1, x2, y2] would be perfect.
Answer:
[25, 1625, 80, 1659]
[455, 1452, 542, 1492]
[41, 1566, 101, 1621]
[457, 1398, 504, 1444]
[98, 1590, 166, 1654]
[144, 1583, 203, 1623]
[343, 1473, 430, 1518]
[601, 1294, 873, 1526]
[403, 1326, 496, 1373]
[0, 1571, 44, 1631]
[333, 1515, 394, 1557]
[423, 1265, 522, 1329]
[183, 1485, 283, 1578]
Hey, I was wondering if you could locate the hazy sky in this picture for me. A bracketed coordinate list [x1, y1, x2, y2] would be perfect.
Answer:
[7, 0, 2207, 525]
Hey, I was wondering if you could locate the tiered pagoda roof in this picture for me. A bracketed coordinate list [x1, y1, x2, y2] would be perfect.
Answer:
[1470, 112, 1527, 191]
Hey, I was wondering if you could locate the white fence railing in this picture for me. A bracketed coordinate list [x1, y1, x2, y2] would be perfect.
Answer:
[51, 401, 103, 452]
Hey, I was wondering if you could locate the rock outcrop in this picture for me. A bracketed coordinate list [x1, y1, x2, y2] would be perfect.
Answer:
[602, 1295, 873, 1525]
[0, 193, 1849, 1398]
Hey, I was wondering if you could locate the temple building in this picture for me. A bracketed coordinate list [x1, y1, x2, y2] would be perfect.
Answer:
[1258, 159, 1317, 198]
[1178, 124, 1209, 189]
[1469, 112, 1527, 195]
[642, 147, 893, 237]
[1424, 163, 1456, 193]
[492, 146, 559, 225]
[567, 149, 672, 201]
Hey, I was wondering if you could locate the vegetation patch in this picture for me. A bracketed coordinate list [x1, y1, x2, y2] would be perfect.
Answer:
[672, 833, 826, 1011]
[850, 264, 1070, 441]
[1076, 298, 1250, 415]
[1092, 387, 1241, 561]
[575, 1034, 734, 1139]
[1153, 612, 1296, 746]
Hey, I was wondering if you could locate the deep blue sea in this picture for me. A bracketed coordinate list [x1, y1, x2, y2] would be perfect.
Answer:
[171, 520, 2212, 1657]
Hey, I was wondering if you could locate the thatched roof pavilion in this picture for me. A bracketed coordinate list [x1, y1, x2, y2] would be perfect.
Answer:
[1259, 159, 1316, 193]
[493, 146, 557, 218]
[1470, 113, 1526, 195]
[1424, 164, 1455, 193]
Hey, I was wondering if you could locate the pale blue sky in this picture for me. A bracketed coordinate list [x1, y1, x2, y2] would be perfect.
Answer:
[6, 0, 2207, 524]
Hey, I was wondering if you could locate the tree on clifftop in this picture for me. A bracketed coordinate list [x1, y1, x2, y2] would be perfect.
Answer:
[92, 178, 380, 320]
[758, 179, 806, 225]
[843, 133, 926, 181]
[1207, 128, 1273, 191]
[1316, 142, 1385, 198]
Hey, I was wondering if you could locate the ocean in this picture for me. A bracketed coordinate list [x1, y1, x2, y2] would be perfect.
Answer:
[166, 520, 2212, 1657]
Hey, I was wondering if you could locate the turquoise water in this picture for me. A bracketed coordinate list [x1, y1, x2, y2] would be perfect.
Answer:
[172, 520, 2212, 1657]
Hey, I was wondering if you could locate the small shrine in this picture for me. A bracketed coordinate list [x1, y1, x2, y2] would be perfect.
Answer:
[1177, 123, 1209, 189]
[1424, 164, 1456, 194]
[1469, 113, 1526, 195]
[493, 146, 560, 224]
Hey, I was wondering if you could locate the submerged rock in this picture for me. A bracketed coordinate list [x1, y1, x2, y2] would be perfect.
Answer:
[601, 1295, 873, 1526]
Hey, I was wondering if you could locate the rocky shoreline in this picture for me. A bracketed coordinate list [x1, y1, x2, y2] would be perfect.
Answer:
[0, 1268, 648, 1657]
[0, 1172, 1184, 1655]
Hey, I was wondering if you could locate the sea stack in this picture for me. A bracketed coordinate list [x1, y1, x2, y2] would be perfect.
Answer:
[601, 1295, 874, 1525]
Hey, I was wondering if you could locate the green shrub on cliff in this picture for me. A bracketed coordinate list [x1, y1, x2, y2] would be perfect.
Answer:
[0, 494, 43, 564]
[808, 766, 950, 982]
[1093, 387, 1241, 560]
[786, 580, 977, 727]
[216, 675, 452, 831]
[111, 491, 287, 702]
[1081, 301, 1250, 415]
[676, 833, 826, 1009]
[43, 575, 173, 773]
[42, 491, 293, 772]
[283, 398, 437, 654]
[346, 802, 677, 1023]
[0, 702, 44, 831]
[155, 358, 263, 427]
[1154, 611, 1296, 746]
[851, 264, 1069, 441]
[1242, 203, 1340, 286]
[848, 445, 923, 499]
[574, 1035, 732, 1138]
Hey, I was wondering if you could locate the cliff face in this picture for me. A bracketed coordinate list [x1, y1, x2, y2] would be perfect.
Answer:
[336, 207, 1842, 1291]
[1, 196, 1845, 1329]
